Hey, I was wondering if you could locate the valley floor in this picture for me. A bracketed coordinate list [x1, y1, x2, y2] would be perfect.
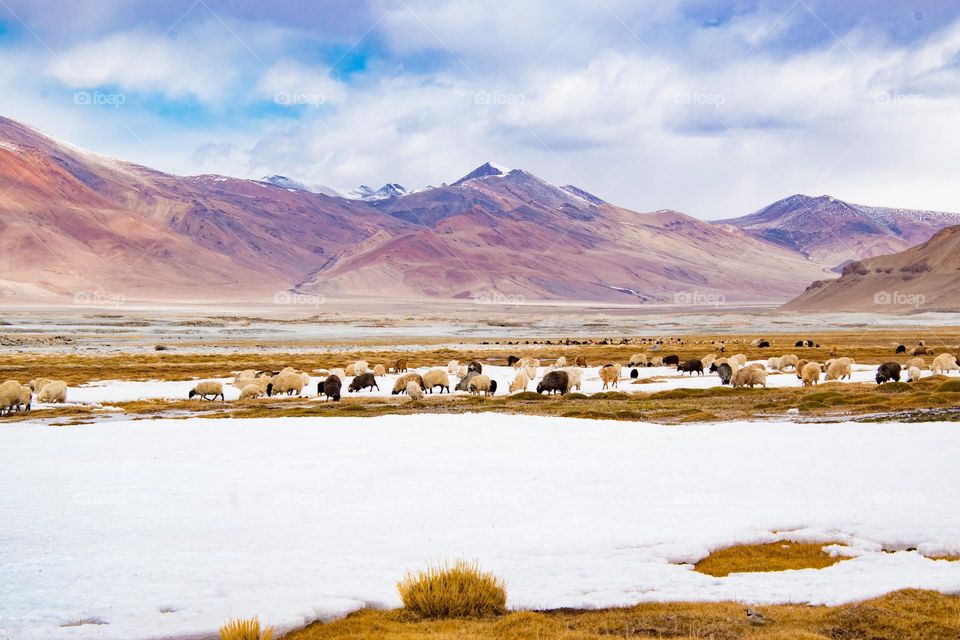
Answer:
[1, 414, 959, 640]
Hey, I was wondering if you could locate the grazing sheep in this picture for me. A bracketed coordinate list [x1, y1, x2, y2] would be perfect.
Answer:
[348, 372, 379, 393]
[536, 370, 568, 395]
[732, 367, 767, 388]
[563, 367, 583, 391]
[913, 344, 931, 356]
[467, 374, 495, 396]
[27, 378, 53, 392]
[780, 354, 799, 370]
[678, 359, 704, 376]
[730, 354, 748, 367]
[320, 375, 342, 401]
[345, 363, 356, 377]
[825, 359, 852, 381]
[575, 355, 587, 367]
[795, 359, 810, 379]
[234, 376, 271, 394]
[876, 362, 902, 384]
[392, 373, 425, 395]
[0, 380, 22, 416]
[554, 356, 567, 369]
[662, 355, 680, 366]
[701, 354, 717, 370]
[354, 360, 369, 375]
[600, 364, 620, 389]
[509, 370, 530, 393]
[649, 356, 663, 367]
[394, 358, 408, 373]
[17, 385, 32, 412]
[907, 366, 923, 382]
[905, 357, 925, 370]
[800, 362, 821, 387]
[268, 371, 306, 397]
[467, 361, 483, 374]
[423, 369, 451, 394]
[627, 353, 648, 367]
[932, 353, 959, 374]
[448, 360, 460, 374]
[895, 344, 907, 354]
[188, 381, 223, 401]
[36, 380, 68, 403]
[405, 381, 424, 401]
[716, 362, 733, 385]
[507, 355, 520, 367]
[522, 364, 537, 381]
[373, 364, 386, 377]
[329, 368, 346, 381]
[239, 384, 263, 400]
[767, 356, 783, 371]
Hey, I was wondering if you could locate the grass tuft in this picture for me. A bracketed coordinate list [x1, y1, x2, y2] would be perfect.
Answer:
[219, 616, 274, 640]
[936, 379, 960, 393]
[397, 560, 507, 619]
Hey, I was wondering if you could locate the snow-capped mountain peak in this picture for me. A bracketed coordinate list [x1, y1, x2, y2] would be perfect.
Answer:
[453, 162, 513, 184]
[260, 175, 316, 193]
[348, 183, 409, 201]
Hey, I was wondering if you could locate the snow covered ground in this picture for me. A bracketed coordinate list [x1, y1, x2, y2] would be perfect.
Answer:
[1, 414, 959, 640]
[60, 361, 946, 407]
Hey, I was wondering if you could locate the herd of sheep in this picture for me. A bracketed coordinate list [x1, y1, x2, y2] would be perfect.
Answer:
[181, 345, 960, 405]
[0, 378, 68, 416]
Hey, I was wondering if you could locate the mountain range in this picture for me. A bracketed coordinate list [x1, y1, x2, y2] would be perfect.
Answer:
[2, 116, 959, 306]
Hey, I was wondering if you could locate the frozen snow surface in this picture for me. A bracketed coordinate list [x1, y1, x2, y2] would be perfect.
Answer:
[1, 414, 959, 640]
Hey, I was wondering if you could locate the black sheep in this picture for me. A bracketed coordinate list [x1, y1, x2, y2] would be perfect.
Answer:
[348, 372, 379, 393]
[677, 359, 704, 376]
[876, 362, 902, 384]
[795, 340, 804, 347]
[536, 370, 568, 395]
[757, 340, 770, 348]
[895, 344, 906, 354]
[467, 361, 483, 374]
[663, 355, 680, 366]
[630, 368, 639, 379]
[717, 362, 733, 385]
[506, 355, 520, 366]
[319, 375, 342, 401]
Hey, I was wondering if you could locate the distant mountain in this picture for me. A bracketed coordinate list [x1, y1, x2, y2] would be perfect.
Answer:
[783, 225, 960, 312]
[259, 174, 343, 197]
[721, 194, 960, 268]
[561, 185, 607, 206]
[296, 163, 830, 303]
[348, 183, 410, 200]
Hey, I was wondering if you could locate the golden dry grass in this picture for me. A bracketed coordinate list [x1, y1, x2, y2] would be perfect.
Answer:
[282, 589, 960, 640]
[220, 616, 274, 640]
[397, 560, 507, 619]
[693, 541, 849, 577]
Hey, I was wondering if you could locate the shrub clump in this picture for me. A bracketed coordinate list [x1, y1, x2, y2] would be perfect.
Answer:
[397, 560, 507, 619]
[219, 617, 273, 640]
[936, 380, 960, 393]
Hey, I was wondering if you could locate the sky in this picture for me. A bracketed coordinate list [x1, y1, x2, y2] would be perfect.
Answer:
[1, 0, 959, 217]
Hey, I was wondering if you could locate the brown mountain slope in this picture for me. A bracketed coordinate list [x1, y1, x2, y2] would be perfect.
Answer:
[298, 169, 831, 303]
[782, 225, 960, 312]
[721, 194, 960, 268]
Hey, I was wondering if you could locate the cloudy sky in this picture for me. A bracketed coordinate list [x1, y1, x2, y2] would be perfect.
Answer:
[1, 0, 959, 217]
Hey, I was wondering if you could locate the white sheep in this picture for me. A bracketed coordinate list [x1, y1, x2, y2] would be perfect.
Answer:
[467, 374, 495, 396]
[329, 368, 346, 381]
[600, 364, 619, 390]
[188, 381, 222, 401]
[522, 365, 537, 381]
[780, 354, 799, 370]
[509, 370, 529, 393]
[824, 359, 852, 381]
[554, 356, 567, 369]
[932, 353, 959, 374]
[732, 367, 767, 388]
[904, 357, 925, 370]
[627, 353, 648, 367]
[730, 354, 748, 367]
[269, 372, 305, 396]
[0, 379, 21, 415]
[907, 365, 923, 382]
[345, 363, 356, 377]
[373, 364, 386, 377]
[563, 367, 582, 392]
[37, 380, 68, 404]
[422, 369, 450, 393]
[456, 365, 468, 377]
[800, 362, 821, 387]
[27, 378, 53, 392]
[353, 360, 369, 375]
[406, 380, 425, 401]
[239, 384, 263, 400]
[448, 360, 460, 374]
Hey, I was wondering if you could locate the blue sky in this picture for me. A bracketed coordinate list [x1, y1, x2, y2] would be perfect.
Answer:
[2, 0, 960, 216]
